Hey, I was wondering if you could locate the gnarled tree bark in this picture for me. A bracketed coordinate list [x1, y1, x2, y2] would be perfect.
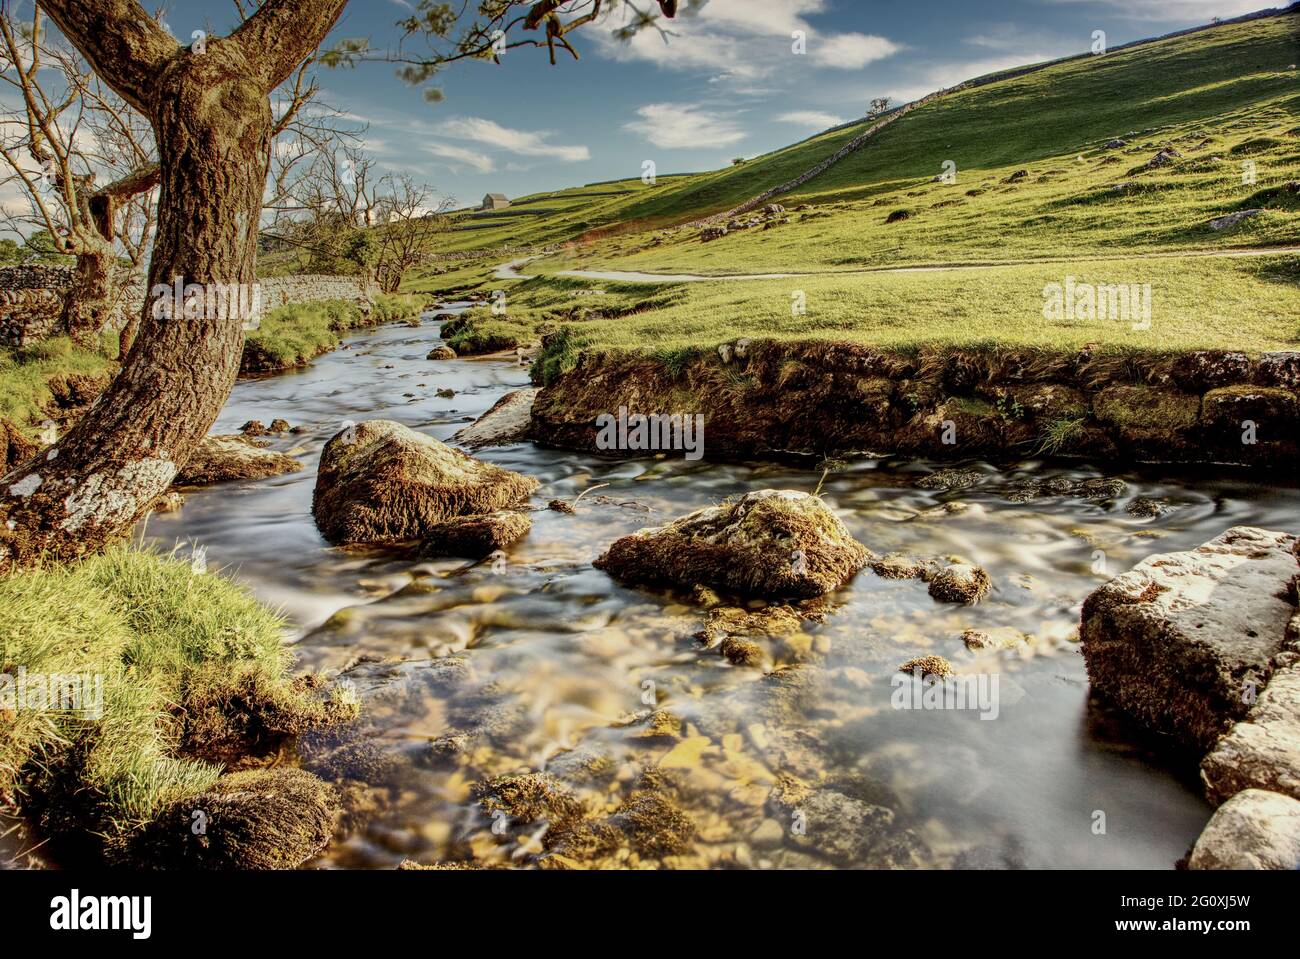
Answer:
[0, 0, 347, 571]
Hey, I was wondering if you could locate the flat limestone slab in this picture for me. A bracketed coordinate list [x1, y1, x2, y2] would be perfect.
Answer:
[1080, 526, 1298, 752]
[175, 434, 303, 486]
[1188, 788, 1300, 870]
[453, 388, 538, 450]
[1202, 662, 1300, 805]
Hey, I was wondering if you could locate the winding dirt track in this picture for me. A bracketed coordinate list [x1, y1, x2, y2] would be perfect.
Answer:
[497, 246, 1300, 285]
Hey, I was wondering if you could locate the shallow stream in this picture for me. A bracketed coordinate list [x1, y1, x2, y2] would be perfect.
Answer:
[134, 309, 1300, 869]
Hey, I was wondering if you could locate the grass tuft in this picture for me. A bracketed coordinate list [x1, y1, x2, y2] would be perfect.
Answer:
[0, 545, 356, 849]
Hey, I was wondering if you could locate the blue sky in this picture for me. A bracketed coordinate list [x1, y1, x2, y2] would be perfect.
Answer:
[111, 1, 1300, 206]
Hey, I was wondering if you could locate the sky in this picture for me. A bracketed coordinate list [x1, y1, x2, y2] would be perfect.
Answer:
[9, 0, 1296, 212]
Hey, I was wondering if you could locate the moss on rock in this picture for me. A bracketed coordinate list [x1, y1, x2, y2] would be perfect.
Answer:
[899, 655, 953, 679]
[595, 489, 869, 599]
[418, 510, 532, 560]
[175, 434, 304, 486]
[312, 419, 539, 545]
[126, 768, 339, 870]
[928, 564, 992, 605]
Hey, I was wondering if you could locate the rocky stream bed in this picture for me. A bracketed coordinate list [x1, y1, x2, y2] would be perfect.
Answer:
[9, 307, 1296, 870]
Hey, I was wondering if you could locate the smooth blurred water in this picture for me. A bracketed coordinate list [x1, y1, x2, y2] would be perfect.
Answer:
[119, 310, 1300, 870]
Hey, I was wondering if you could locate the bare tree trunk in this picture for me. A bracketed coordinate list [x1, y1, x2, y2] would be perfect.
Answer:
[0, 0, 347, 571]
[64, 242, 119, 349]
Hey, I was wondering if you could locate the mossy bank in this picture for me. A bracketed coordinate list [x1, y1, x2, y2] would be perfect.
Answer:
[530, 340, 1300, 467]
[0, 546, 357, 868]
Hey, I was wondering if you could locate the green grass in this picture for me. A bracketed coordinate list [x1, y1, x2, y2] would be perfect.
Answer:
[370, 292, 425, 323]
[242, 299, 367, 371]
[518, 254, 1299, 381]
[0, 545, 355, 846]
[0, 337, 114, 430]
[241, 294, 427, 371]
[440, 274, 687, 357]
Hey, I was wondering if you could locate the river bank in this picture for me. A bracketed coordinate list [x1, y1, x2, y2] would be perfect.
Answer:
[529, 339, 1300, 467]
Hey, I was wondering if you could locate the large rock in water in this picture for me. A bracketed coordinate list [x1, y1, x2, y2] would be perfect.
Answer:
[175, 434, 304, 486]
[595, 490, 869, 599]
[312, 419, 538, 545]
[1080, 527, 1298, 752]
[452, 388, 538, 450]
[1187, 789, 1300, 870]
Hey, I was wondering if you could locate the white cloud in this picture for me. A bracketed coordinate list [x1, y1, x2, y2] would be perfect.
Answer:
[814, 33, 902, 70]
[775, 110, 846, 127]
[435, 116, 590, 162]
[426, 142, 496, 174]
[624, 103, 748, 149]
[593, 0, 900, 82]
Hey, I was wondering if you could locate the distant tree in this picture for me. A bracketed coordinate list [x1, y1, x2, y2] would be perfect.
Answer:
[371, 174, 454, 292]
[732, 157, 746, 166]
[21, 229, 76, 264]
[0, 238, 21, 265]
[868, 97, 892, 120]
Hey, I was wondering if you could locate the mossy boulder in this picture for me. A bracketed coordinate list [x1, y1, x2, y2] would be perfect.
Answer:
[1257, 352, 1300, 390]
[175, 434, 304, 486]
[1092, 385, 1200, 459]
[312, 419, 538, 545]
[474, 773, 585, 834]
[899, 655, 953, 679]
[418, 510, 532, 559]
[1172, 351, 1253, 392]
[928, 563, 992, 604]
[427, 345, 456, 360]
[1201, 385, 1299, 437]
[595, 490, 869, 599]
[127, 768, 339, 870]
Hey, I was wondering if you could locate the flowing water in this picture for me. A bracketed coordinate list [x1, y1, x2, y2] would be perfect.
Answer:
[134, 309, 1300, 870]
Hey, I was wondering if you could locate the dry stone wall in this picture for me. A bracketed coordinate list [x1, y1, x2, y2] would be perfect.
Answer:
[0, 267, 374, 347]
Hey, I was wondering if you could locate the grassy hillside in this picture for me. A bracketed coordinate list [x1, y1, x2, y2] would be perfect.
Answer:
[528, 11, 1299, 275]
